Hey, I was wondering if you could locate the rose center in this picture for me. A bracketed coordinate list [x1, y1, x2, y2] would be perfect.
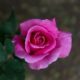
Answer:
[30, 32, 46, 46]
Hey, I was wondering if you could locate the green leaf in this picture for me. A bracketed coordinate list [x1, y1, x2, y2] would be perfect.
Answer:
[0, 58, 25, 80]
[0, 10, 18, 44]
[7, 9, 17, 34]
[0, 10, 17, 37]
[4, 39, 14, 54]
[4, 58, 25, 80]
[0, 74, 7, 80]
[0, 43, 7, 63]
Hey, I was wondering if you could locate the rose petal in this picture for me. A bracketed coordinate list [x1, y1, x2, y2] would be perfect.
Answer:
[52, 18, 57, 27]
[15, 44, 26, 59]
[20, 18, 58, 37]
[29, 48, 61, 70]
[58, 31, 72, 58]
[20, 19, 41, 36]
[39, 18, 58, 37]
[29, 57, 49, 70]
[12, 35, 26, 59]
[12, 35, 24, 45]
[24, 53, 48, 63]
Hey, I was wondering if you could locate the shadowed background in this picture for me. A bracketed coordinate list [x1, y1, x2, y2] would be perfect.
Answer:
[0, 0, 80, 80]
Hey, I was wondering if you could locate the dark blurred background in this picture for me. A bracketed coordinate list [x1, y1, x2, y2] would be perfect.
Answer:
[0, 0, 80, 80]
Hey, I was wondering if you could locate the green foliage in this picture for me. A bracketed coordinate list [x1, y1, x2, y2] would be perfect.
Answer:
[0, 10, 17, 39]
[0, 10, 25, 80]
[0, 10, 17, 45]
[0, 59, 25, 80]
[4, 39, 14, 54]
[0, 43, 7, 63]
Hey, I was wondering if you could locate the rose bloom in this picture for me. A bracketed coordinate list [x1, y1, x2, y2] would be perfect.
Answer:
[12, 18, 72, 70]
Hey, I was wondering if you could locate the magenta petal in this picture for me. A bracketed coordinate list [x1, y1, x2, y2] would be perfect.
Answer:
[29, 58, 49, 70]
[39, 19, 58, 37]
[52, 18, 57, 29]
[20, 19, 41, 36]
[15, 44, 26, 59]
[58, 32, 72, 58]
[47, 48, 61, 64]
[12, 35, 24, 46]
[20, 18, 58, 36]
[24, 53, 48, 63]
[28, 48, 61, 70]
[12, 35, 26, 59]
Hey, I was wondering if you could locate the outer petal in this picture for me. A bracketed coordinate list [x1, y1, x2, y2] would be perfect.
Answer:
[29, 48, 61, 70]
[29, 57, 49, 70]
[24, 53, 48, 63]
[52, 18, 57, 28]
[39, 18, 58, 37]
[58, 32, 72, 58]
[12, 35, 26, 59]
[20, 18, 58, 36]
[15, 44, 26, 59]
[20, 19, 41, 36]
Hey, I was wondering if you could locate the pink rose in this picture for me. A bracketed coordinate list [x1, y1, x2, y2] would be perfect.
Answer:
[12, 18, 72, 70]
